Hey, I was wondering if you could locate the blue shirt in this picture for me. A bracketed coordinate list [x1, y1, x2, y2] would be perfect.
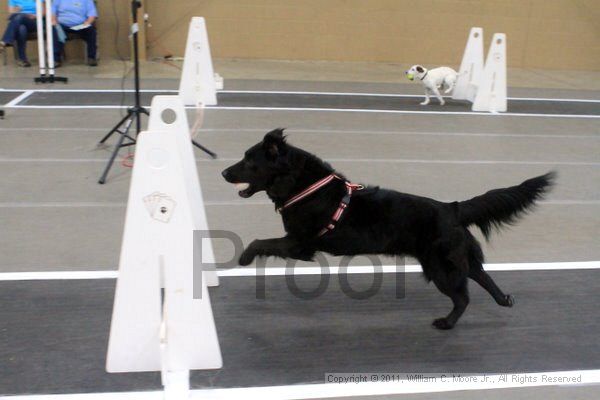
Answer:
[8, 0, 42, 15]
[52, 0, 97, 27]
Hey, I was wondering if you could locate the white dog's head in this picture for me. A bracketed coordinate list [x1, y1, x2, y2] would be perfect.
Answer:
[405, 65, 428, 81]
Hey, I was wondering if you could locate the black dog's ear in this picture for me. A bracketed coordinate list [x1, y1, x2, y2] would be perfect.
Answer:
[416, 65, 424, 73]
[263, 128, 287, 158]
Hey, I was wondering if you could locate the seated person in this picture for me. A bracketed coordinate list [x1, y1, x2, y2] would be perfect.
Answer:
[0, 0, 44, 67]
[51, 0, 98, 66]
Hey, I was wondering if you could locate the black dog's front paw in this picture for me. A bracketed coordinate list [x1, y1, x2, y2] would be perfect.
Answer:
[432, 318, 455, 330]
[239, 241, 260, 266]
[239, 247, 257, 266]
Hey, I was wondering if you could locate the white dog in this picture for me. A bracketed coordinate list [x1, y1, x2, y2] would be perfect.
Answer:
[405, 65, 457, 105]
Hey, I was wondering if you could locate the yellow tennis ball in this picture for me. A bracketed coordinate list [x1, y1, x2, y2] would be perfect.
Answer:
[406, 73, 414, 81]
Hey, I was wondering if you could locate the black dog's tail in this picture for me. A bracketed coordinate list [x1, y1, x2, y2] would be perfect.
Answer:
[457, 172, 556, 240]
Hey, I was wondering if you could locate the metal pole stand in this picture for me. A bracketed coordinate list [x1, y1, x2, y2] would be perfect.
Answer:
[97, 105, 148, 184]
[97, 0, 146, 184]
[98, 0, 216, 184]
[34, 0, 68, 84]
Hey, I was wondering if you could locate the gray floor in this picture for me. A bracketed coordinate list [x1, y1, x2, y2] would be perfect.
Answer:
[1, 270, 600, 395]
[0, 79, 599, 398]
[0, 91, 23, 104]
[5, 89, 600, 116]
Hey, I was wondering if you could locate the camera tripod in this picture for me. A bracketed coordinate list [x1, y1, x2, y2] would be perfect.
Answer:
[97, 0, 216, 184]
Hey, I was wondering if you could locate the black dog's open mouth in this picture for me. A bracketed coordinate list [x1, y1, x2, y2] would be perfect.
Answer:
[233, 182, 254, 198]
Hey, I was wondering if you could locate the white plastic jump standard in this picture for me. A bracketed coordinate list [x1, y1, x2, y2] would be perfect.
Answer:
[453, 27, 484, 103]
[473, 33, 507, 113]
[179, 17, 218, 106]
[35, 0, 46, 75]
[34, 0, 65, 83]
[35, 0, 57, 75]
[106, 96, 222, 395]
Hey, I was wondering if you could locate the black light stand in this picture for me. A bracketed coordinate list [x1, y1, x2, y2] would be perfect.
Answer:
[97, 0, 216, 184]
[97, 0, 148, 184]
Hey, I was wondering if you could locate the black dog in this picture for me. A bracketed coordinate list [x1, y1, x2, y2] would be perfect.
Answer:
[222, 129, 555, 329]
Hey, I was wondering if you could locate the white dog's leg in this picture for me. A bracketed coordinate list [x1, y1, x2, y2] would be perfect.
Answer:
[420, 90, 431, 105]
[444, 76, 456, 94]
[431, 86, 445, 105]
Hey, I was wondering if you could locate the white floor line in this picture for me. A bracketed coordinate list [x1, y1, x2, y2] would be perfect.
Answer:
[0, 270, 119, 280]
[6, 105, 142, 109]
[321, 158, 600, 166]
[0, 89, 177, 93]
[197, 369, 600, 398]
[0, 199, 598, 208]
[0, 200, 269, 208]
[0, 202, 128, 208]
[0, 369, 599, 400]
[1, 157, 598, 166]
[219, 90, 600, 103]
[3, 87, 599, 103]
[4, 90, 34, 107]
[199, 128, 600, 140]
[0, 127, 109, 132]
[1, 127, 597, 140]
[0, 158, 109, 162]
[1, 262, 599, 281]
[207, 106, 600, 119]
[5, 104, 600, 118]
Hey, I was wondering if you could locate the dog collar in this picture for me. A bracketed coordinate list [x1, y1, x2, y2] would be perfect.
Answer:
[419, 71, 428, 81]
[277, 174, 364, 236]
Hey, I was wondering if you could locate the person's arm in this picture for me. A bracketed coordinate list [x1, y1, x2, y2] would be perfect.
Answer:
[27, 0, 44, 19]
[8, 0, 21, 14]
[25, 0, 45, 19]
[51, 0, 58, 25]
[84, 0, 97, 25]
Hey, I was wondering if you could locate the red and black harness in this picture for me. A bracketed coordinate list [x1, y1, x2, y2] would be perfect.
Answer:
[277, 174, 364, 237]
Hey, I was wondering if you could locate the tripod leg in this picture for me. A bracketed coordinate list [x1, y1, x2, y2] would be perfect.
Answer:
[98, 118, 134, 184]
[192, 140, 218, 159]
[98, 131, 128, 184]
[99, 112, 132, 144]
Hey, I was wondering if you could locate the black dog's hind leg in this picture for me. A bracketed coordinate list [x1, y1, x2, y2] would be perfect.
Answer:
[468, 266, 514, 307]
[432, 278, 469, 330]
[463, 229, 514, 307]
[421, 253, 469, 330]
[239, 236, 315, 266]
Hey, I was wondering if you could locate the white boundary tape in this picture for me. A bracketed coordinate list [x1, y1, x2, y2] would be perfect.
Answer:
[0, 368, 599, 400]
[2, 89, 598, 118]
[218, 90, 600, 103]
[1, 261, 599, 281]
[1, 262, 598, 398]
[1, 157, 598, 166]
[2, 88, 599, 103]
[0, 199, 598, 208]
[206, 106, 600, 119]
[0, 89, 178, 93]
[5, 90, 34, 107]
[0, 127, 597, 139]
